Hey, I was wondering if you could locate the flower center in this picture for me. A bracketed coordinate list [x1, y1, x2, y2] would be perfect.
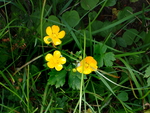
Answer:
[47, 38, 52, 42]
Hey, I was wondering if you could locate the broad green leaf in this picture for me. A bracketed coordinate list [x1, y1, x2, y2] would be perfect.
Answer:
[62, 10, 80, 27]
[88, 11, 97, 20]
[99, 21, 113, 37]
[117, 91, 128, 101]
[91, 20, 103, 35]
[115, 37, 127, 47]
[68, 70, 81, 90]
[122, 29, 138, 45]
[47, 15, 60, 26]
[117, 6, 133, 20]
[105, 0, 117, 6]
[48, 70, 67, 88]
[103, 52, 116, 67]
[144, 66, 150, 78]
[81, 0, 99, 10]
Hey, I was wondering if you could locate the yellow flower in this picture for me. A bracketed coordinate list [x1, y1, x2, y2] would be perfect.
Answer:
[45, 50, 66, 71]
[44, 25, 65, 45]
[76, 56, 98, 74]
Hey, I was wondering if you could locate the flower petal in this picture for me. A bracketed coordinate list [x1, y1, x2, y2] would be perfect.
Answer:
[84, 68, 92, 74]
[59, 57, 66, 64]
[46, 26, 52, 36]
[44, 36, 51, 44]
[58, 30, 65, 39]
[47, 61, 55, 69]
[53, 50, 61, 58]
[45, 54, 53, 61]
[55, 64, 63, 71]
[52, 25, 60, 34]
[52, 38, 61, 45]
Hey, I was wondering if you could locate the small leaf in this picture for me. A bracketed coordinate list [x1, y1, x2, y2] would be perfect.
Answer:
[122, 29, 138, 45]
[144, 66, 150, 78]
[68, 70, 81, 90]
[48, 70, 67, 88]
[103, 52, 116, 67]
[62, 10, 80, 27]
[81, 0, 99, 10]
[115, 37, 127, 47]
[117, 91, 128, 101]
[118, 7, 133, 20]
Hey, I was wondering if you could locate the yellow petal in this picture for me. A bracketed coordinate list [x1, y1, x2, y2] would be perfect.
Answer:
[58, 30, 65, 39]
[52, 25, 60, 34]
[52, 38, 61, 45]
[45, 54, 53, 61]
[55, 64, 63, 71]
[53, 50, 61, 58]
[44, 36, 51, 44]
[84, 67, 92, 74]
[46, 26, 52, 36]
[47, 62, 55, 68]
[59, 57, 66, 64]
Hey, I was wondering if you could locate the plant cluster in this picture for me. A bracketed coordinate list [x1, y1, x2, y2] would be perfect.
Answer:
[0, 0, 150, 113]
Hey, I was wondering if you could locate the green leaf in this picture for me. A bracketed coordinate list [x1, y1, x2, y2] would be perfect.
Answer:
[100, 21, 113, 37]
[62, 10, 80, 27]
[144, 66, 150, 78]
[88, 11, 97, 20]
[143, 30, 150, 44]
[117, 6, 133, 20]
[147, 77, 150, 86]
[103, 52, 116, 67]
[117, 91, 128, 101]
[81, 0, 99, 10]
[68, 70, 81, 90]
[94, 43, 107, 67]
[105, 0, 117, 6]
[48, 70, 67, 88]
[122, 29, 138, 45]
[115, 37, 127, 47]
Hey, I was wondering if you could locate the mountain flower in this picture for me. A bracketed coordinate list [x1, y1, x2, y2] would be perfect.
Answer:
[45, 50, 66, 71]
[76, 56, 98, 74]
[44, 25, 65, 46]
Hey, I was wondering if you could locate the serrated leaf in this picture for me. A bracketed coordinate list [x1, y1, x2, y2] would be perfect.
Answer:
[144, 66, 150, 78]
[122, 29, 138, 45]
[68, 70, 81, 90]
[103, 52, 115, 67]
[117, 91, 128, 101]
[48, 70, 67, 88]
[62, 10, 80, 27]
[81, 0, 99, 10]
[94, 43, 107, 67]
